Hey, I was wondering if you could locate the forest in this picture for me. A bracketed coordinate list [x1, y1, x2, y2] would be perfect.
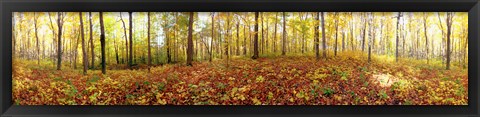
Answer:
[12, 12, 468, 105]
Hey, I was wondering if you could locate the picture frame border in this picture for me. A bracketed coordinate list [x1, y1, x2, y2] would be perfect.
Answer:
[0, 0, 478, 117]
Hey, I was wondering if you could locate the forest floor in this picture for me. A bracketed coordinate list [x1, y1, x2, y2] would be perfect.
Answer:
[12, 51, 468, 105]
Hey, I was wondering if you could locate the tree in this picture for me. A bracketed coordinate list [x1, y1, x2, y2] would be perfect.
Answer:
[350, 13, 355, 51]
[120, 12, 129, 64]
[445, 12, 454, 70]
[12, 13, 16, 58]
[282, 12, 286, 56]
[243, 13, 247, 55]
[225, 13, 231, 67]
[396, 12, 402, 62]
[315, 12, 320, 60]
[252, 12, 259, 59]
[56, 12, 64, 70]
[334, 13, 339, 56]
[273, 12, 278, 53]
[423, 12, 429, 64]
[261, 13, 264, 54]
[46, 13, 55, 64]
[362, 13, 367, 52]
[342, 31, 346, 51]
[236, 21, 240, 55]
[129, 12, 133, 68]
[89, 12, 94, 69]
[367, 12, 374, 63]
[79, 12, 87, 75]
[210, 12, 214, 62]
[186, 12, 194, 66]
[321, 12, 326, 59]
[113, 31, 119, 64]
[147, 12, 152, 71]
[99, 12, 106, 74]
[162, 12, 171, 63]
[33, 12, 40, 65]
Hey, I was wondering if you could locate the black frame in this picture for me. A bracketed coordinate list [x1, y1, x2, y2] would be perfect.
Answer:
[0, 0, 478, 117]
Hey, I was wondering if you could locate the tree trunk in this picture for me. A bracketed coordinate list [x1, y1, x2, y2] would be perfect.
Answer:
[368, 12, 373, 63]
[446, 12, 453, 70]
[79, 12, 87, 75]
[186, 12, 194, 66]
[112, 32, 119, 65]
[265, 14, 269, 53]
[100, 12, 106, 74]
[174, 13, 178, 62]
[89, 12, 94, 69]
[321, 12, 326, 59]
[226, 13, 231, 68]
[34, 12, 40, 65]
[210, 12, 214, 62]
[252, 12, 259, 59]
[57, 12, 63, 70]
[334, 13, 338, 56]
[350, 20, 354, 51]
[120, 12, 129, 65]
[129, 12, 133, 68]
[147, 12, 151, 71]
[163, 13, 170, 64]
[396, 12, 401, 62]
[342, 31, 345, 52]
[362, 13, 367, 52]
[282, 12, 286, 56]
[236, 22, 240, 55]
[315, 12, 320, 60]
[74, 28, 80, 69]
[243, 22, 247, 56]
[260, 13, 264, 54]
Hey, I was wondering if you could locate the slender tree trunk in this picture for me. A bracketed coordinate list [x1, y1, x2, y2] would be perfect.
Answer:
[99, 12, 106, 74]
[236, 22, 240, 55]
[147, 12, 151, 71]
[321, 12, 326, 59]
[113, 34, 119, 64]
[396, 12, 401, 62]
[34, 13, 40, 65]
[315, 12, 320, 60]
[282, 12, 286, 56]
[252, 12, 259, 59]
[89, 12, 94, 69]
[48, 13, 57, 66]
[164, 22, 170, 64]
[74, 29, 80, 69]
[129, 12, 133, 68]
[334, 13, 338, 56]
[260, 13, 264, 54]
[424, 13, 429, 63]
[226, 13, 231, 68]
[210, 12, 214, 62]
[362, 13, 367, 52]
[342, 31, 345, 52]
[79, 12, 87, 75]
[446, 12, 453, 70]
[368, 12, 373, 63]
[174, 13, 178, 62]
[265, 14, 269, 53]
[186, 12, 194, 66]
[56, 12, 63, 70]
[120, 12, 129, 65]
[350, 20, 354, 51]
[274, 13, 278, 53]
[243, 23, 247, 56]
